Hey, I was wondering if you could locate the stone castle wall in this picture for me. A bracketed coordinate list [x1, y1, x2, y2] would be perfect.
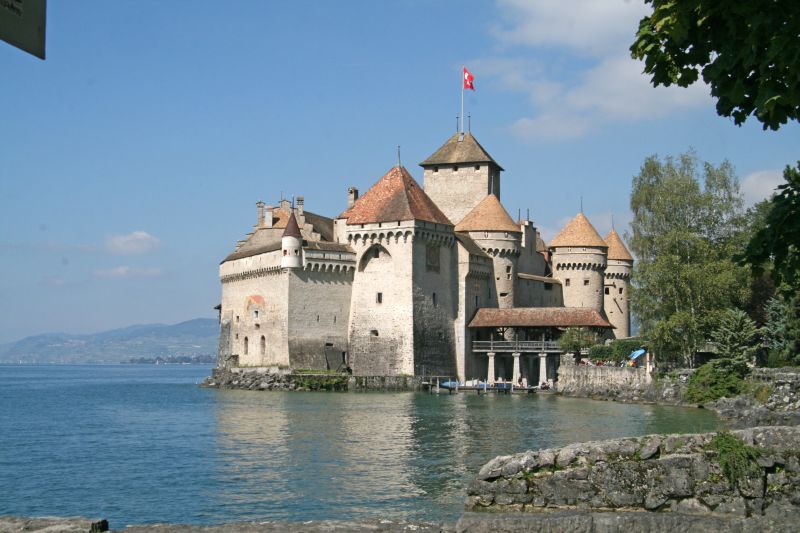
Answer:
[557, 363, 663, 403]
[423, 163, 498, 224]
[551, 247, 607, 311]
[347, 223, 416, 375]
[604, 258, 631, 338]
[287, 269, 353, 370]
[219, 254, 289, 368]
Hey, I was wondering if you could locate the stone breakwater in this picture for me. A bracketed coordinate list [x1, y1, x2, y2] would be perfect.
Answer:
[466, 426, 800, 520]
[709, 369, 800, 429]
[202, 367, 425, 392]
[556, 364, 689, 404]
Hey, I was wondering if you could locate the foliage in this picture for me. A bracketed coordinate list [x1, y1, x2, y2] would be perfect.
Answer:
[685, 358, 751, 403]
[629, 151, 750, 365]
[740, 162, 800, 289]
[751, 383, 773, 404]
[710, 308, 761, 363]
[588, 344, 613, 361]
[762, 294, 800, 367]
[557, 328, 600, 354]
[631, 1, 800, 130]
[610, 339, 645, 362]
[708, 432, 762, 487]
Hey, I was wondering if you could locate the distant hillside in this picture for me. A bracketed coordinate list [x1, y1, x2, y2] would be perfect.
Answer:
[0, 318, 219, 364]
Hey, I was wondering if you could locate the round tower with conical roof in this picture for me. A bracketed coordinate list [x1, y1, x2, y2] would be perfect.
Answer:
[548, 213, 607, 312]
[281, 211, 303, 269]
[455, 194, 521, 308]
[603, 229, 633, 338]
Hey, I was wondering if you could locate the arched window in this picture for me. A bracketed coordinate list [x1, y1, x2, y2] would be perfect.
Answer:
[260, 335, 266, 355]
[244, 337, 249, 355]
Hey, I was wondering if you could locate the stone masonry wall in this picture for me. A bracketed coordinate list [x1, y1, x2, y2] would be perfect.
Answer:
[551, 247, 606, 312]
[557, 364, 667, 403]
[467, 426, 800, 519]
[423, 163, 498, 225]
[287, 269, 352, 371]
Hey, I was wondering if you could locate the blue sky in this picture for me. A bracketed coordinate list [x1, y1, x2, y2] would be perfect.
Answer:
[1, 0, 798, 343]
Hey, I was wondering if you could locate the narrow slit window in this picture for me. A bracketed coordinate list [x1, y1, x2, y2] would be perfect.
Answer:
[432, 292, 437, 307]
[376, 292, 383, 304]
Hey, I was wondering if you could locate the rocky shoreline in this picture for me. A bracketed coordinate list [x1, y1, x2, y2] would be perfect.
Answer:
[201, 367, 425, 392]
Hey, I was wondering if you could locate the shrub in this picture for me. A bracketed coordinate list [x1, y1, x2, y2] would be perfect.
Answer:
[708, 431, 761, 487]
[588, 344, 614, 361]
[685, 358, 750, 403]
[610, 338, 645, 362]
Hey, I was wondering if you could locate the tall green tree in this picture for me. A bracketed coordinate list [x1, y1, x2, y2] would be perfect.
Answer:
[630, 1, 800, 130]
[711, 308, 761, 364]
[629, 151, 750, 366]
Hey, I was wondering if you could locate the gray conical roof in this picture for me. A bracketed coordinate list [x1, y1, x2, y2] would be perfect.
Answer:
[282, 212, 302, 238]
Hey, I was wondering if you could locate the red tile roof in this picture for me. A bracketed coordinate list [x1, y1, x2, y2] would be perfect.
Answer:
[549, 213, 607, 248]
[604, 229, 634, 261]
[343, 166, 452, 226]
[455, 194, 521, 233]
[468, 307, 613, 328]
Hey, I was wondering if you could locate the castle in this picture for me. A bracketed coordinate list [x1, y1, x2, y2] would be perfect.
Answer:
[215, 131, 633, 385]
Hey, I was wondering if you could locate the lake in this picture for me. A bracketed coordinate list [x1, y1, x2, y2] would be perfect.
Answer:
[0, 364, 721, 526]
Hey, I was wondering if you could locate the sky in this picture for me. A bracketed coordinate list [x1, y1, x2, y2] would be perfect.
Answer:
[1, 0, 798, 343]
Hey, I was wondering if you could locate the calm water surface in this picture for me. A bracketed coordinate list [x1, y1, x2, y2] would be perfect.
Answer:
[0, 364, 720, 526]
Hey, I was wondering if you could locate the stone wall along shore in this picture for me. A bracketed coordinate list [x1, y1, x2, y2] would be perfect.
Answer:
[467, 425, 800, 520]
[202, 367, 425, 392]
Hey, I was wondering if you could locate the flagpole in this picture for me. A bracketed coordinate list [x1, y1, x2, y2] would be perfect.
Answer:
[460, 66, 464, 134]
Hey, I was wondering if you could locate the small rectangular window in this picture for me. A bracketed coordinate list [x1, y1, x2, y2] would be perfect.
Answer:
[236, 316, 240, 322]
[583, 279, 590, 286]
[432, 292, 437, 307]
[619, 287, 623, 294]
[255, 323, 260, 329]
[565, 279, 570, 287]
[254, 310, 259, 318]
[475, 295, 479, 307]
[376, 292, 383, 303]
[506, 266, 512, 273]
[370, 329, 379, 337]
[507, 274, 512, 280]
[453, 165, 458, 172]
[604, 287, 610, 295]
[474, 165, 480, 170]
[433, 166, 439, 173]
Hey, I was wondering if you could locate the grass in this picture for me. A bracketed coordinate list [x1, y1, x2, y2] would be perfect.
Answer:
[707, 431, 761, 487]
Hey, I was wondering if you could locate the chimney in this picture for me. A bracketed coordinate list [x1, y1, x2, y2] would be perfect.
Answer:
[279, 198, 291, 211]
[256, 201, 265, 227]
[348, 187, 359, 208]
[264, 205, 274, 228]
[296, 196, 305, 216]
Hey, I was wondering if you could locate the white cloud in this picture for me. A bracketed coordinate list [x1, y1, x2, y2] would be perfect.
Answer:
[93, 266, 164, 279]
[493, 0, 649, 57]
[482, 1, 712, 140]
[741, 169, 785, 205]
[106, 231, 161, 255]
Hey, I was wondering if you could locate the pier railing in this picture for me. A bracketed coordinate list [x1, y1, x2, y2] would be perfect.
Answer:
[472, 340, 561, 353]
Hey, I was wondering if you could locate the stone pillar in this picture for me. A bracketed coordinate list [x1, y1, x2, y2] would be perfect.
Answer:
[512, 353, 521, 384]
[539, 353, 547, 386]
[487, 353, 495, 384]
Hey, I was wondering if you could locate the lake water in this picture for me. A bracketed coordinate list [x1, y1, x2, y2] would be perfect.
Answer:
[0, 364, 721, 527]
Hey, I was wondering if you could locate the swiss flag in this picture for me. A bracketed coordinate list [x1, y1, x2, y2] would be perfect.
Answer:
[463, 66, 475, 91]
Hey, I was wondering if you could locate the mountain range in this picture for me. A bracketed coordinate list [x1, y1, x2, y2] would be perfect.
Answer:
[0, 318, 219, 364]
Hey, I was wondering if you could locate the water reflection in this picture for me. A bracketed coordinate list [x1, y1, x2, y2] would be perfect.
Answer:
[211, 390, 721, 522]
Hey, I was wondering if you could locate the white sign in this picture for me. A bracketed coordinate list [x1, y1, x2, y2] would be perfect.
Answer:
[0, 0, 46, 59]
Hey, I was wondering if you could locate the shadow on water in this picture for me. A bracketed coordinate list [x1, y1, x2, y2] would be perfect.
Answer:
[0, 365, 721, 526]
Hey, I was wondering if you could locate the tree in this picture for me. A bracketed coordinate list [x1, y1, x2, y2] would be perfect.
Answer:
[762, 295, 800, 367]
[557, 328, 600, 355]
[628, 151, 750, 366]
[711, 308, 761, 364]
[631, 1, 800, 130]
[739, 162, 800, 289]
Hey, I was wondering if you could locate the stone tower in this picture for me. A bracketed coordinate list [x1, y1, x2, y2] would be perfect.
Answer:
[454, 194, 521, 308]
[549, 213, 607, 312]
[603, 229, 633, 338]
[280, 211, 303, 269]
[342, 165, 457, 377]
[420, 132, 503, 225]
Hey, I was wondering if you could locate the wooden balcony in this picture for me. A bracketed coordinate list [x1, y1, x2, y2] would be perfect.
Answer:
[472, 340, 561, 353]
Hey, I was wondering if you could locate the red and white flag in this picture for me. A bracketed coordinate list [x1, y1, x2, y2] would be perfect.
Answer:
[463, 66, 475, 91]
